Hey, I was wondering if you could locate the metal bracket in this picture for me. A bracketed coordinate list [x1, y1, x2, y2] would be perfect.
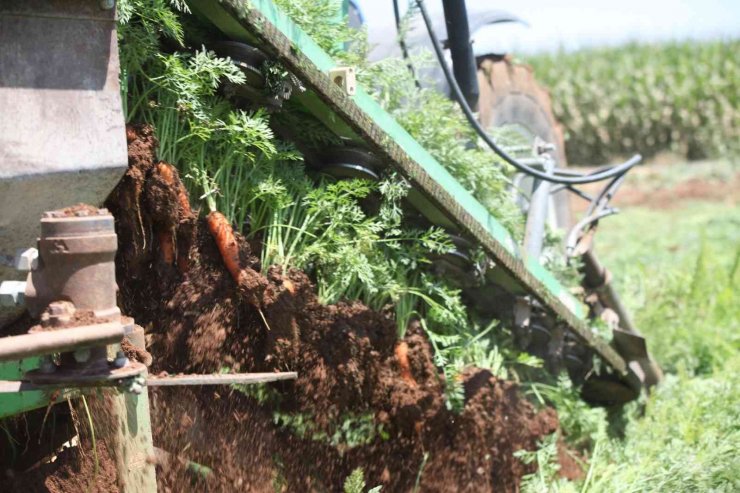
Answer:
[329, 66, 357, 96]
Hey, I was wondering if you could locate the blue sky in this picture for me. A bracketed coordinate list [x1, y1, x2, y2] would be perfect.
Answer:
[356, 0, 740, 53]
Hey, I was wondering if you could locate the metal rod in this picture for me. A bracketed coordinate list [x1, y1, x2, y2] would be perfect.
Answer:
[566, 209, 619, 256]
[523, 157, 554, 259]
[145, 372, 298, 387]
[581, 250, 638, 334]
[0, 372, 298, 393]
[0, 322, 125, 362]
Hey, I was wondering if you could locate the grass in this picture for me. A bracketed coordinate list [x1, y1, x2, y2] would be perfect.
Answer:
[528, 163, 740, 492]
[586, 196, 740, 492]
[598, 199, 740, 375]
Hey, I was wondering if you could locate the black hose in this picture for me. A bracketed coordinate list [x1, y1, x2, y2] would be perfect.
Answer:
[441, 0, 480, 110]
[415, 0, 641, 185]
[393, 0, 421, 88]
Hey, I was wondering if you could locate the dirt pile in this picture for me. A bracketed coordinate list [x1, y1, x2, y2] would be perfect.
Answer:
[0, 396, 120, 493]
[103, 125, 561, 491]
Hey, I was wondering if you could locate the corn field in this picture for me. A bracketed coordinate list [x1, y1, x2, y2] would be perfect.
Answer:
[527, 39, 740, 165]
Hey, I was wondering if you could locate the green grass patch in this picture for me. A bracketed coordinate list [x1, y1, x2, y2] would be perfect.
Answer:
[560, 196, 740, 492]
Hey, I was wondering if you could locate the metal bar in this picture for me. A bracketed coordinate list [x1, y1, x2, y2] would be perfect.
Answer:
[146, 372, 298, 386]
[582, 250, 637, 333]
[0, 322, 125, 362]
[524, 157, 554, 259]
[566, 209, 618, 256]
[581, 252, 663, 387]
[0, 372, 298, 393]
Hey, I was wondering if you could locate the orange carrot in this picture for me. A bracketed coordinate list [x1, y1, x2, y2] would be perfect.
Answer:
[156, 161, 175, 184]
[157, 162, 192, 216]
[395, 341, 417, 387]
[153, 162, 180, 265]
[177, 187, 192, 217]
[158, 230, 175, 265]
[206, 211, 242, 285]
[126, 125, 138, 144]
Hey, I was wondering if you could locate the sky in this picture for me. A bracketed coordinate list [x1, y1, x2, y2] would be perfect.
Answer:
[355, 0, 740, 54]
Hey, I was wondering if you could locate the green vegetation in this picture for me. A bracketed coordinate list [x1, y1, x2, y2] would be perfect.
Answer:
[115, 3, 740, 491]
[117, 0, 550, 417]
[586, 198, 740, 492]
[527, 40, 740, 164]
[521, 188, 740, 491]
[343, 467, 382, 493]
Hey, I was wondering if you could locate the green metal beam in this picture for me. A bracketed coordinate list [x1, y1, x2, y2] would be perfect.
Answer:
[186, 0, 628, 375]
[0, 358, 53, 419]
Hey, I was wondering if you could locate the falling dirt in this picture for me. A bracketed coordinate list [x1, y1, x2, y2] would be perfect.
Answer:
[0, 124, 566, 492]
[100, 124, 565, 492]
[0, 395, 120, 493]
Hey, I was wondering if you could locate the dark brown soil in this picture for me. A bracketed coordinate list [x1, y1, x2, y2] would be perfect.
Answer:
[7, 441, 119, 493]
[100, 124, 566, 491]
[0, 396, 120, 493]
[0, 124, 570, 492]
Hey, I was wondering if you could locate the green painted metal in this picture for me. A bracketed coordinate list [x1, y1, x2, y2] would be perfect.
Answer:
[0, 358, 51, 419]
[110, 376, 157, 491]
[185, 0, 628, 375]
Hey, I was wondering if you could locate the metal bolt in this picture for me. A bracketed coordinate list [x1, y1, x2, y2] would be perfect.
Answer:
[124, 375, 146, 394]
[74, 348, 91, 363]
[113, 350, 129, 368]
[39, 356, 57, 374]
[99, 0, 115, 10]
[41, 301, 76, 327]
[14, 248, 38, 271]
[0, 281, 26, 307]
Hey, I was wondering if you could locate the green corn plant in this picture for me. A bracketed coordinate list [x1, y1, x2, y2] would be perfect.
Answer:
[527, 40, 740, 164]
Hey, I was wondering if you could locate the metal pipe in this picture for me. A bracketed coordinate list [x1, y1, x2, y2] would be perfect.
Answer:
[392, 0, 420, 86]
[581, 250, 638, 334]
[0, 322, 125, 362]
[524, 157, 554, 259]
[441, 0, 480, 110]
[146, 372, 298, 387]
[566, 209, 619, 256]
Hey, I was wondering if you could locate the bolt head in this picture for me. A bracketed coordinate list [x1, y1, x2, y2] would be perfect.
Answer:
[113, 351, 129, 368]
[39, 356, 57, 374]
[74, 348, 91, 363]
[0, 281, 27, 307]
[13, 248, 38, 271]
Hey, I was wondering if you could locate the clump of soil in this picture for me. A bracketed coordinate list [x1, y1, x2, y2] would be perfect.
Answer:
[2, 441, 118, 493]
[0, 395, 120, 493]
[103, 125, 562, 491]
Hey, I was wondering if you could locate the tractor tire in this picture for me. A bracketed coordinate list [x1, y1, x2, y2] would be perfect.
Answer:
[477, 58, 572, 231]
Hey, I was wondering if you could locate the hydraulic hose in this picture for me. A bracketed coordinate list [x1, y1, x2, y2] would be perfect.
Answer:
[415, 0, 641, 185]
[393, 0, 421, 87]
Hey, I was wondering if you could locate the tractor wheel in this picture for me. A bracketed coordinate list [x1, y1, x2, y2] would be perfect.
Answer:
[477, 58, 572, 231]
